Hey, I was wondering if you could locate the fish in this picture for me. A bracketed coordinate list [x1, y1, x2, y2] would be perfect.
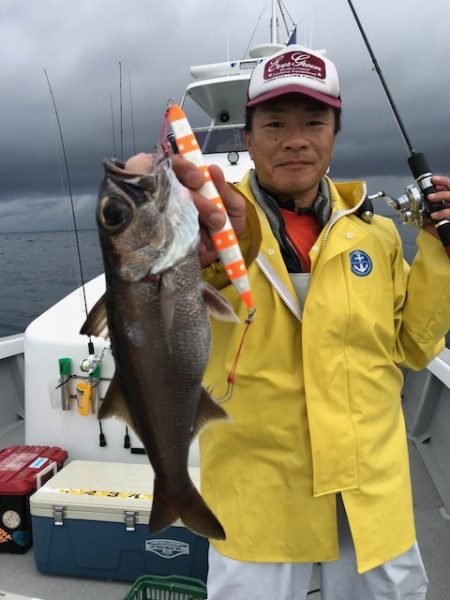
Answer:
[80, 154, 239, 540]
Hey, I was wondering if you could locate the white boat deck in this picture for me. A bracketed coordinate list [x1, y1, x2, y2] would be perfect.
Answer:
[1, 420, 450, 600]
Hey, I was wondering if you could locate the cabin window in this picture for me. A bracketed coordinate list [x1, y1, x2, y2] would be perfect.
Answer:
[193, 127, 247, 154]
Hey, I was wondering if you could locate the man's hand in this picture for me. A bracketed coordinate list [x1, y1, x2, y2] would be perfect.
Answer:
[125, 152, 247, 268]
[423, 175, 450, 239]
[171, 155, 246, 267]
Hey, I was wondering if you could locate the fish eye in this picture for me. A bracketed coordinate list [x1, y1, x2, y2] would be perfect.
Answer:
[99, 195, 133, 232]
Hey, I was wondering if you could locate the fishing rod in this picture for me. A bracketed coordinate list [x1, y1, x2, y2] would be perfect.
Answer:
[128, 69, 137, 155]
[346, 0, 450, 259]
[110, 94, 117, 158]
[43, 69, 93, 337]
[43, 69, 102, 360]
[119, 61, 124, 160]
[45, 69, 107, 446]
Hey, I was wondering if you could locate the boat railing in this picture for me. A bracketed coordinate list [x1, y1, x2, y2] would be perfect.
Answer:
[402, 347, 450, 520]
[0, 333, 25, 440]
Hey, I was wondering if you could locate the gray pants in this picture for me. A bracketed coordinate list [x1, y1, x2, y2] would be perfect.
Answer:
[207, 498, 428, 600]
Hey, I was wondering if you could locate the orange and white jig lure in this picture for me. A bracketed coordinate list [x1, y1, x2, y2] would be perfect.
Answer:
[166, 102, 255, 319]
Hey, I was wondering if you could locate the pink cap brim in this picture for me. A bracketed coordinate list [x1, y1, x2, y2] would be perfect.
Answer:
[247, 83, 342, 109]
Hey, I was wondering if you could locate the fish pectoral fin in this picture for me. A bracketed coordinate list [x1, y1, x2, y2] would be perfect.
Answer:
[98, 373, 140, 437]
[149, 477, 226, 540]
[191, 386, 229, 438]
[80, 293, 109, 339]
[202, 282, 240, 323]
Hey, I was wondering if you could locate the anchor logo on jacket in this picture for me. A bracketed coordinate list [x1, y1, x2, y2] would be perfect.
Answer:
[349, 250, 373, 276]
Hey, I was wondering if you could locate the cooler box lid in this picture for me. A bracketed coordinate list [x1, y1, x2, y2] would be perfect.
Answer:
[0, 592, 43, 600]
[30, 460, 201, 526]
[0, 591, 43, 600]
[0, 445, 68, 495]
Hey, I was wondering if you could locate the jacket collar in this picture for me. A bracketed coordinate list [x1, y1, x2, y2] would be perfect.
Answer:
[237, 171, 370, 318]
[240, 169, 368, 217]
[252, 172, 333, 229]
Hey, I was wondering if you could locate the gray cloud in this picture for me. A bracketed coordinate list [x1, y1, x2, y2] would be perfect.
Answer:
[1, 0, 449, 232]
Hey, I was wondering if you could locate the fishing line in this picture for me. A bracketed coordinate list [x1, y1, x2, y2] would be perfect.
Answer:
[217, 310, 255, 404]
[43, 69, 91, 334]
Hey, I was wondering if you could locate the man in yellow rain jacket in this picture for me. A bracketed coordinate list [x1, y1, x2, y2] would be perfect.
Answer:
[126, 44, 450, 600]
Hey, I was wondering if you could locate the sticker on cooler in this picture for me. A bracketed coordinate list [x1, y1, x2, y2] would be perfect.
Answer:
[29, 457, 49, 469]
[145, 539, 190, 559]
[41, 487, 153, 501]
[0, 527, 12, 543]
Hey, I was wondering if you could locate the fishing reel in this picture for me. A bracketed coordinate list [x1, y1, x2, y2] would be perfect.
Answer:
[369, 184, 433, 229]
[80, 353, 102, 375]
[370, 152, 449, 235]
[80, 341, 106, 376]
[345, 0, 450, 259]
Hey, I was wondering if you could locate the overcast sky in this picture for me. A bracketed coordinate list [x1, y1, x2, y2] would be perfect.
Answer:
[1, 0, 449, 232]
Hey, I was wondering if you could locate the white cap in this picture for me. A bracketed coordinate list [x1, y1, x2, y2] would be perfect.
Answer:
[247, 45, 341, 109]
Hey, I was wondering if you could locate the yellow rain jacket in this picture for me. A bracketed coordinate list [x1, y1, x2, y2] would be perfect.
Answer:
[200, 171, 450, 573]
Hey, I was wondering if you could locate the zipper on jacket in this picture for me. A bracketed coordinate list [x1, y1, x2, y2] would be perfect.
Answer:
[321, 210, 347, 246]
[256, 253, 302, 321]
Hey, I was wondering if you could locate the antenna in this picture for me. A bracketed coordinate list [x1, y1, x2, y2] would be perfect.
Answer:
[271, 0, 278, 43]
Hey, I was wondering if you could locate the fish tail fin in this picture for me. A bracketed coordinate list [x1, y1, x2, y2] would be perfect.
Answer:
[149, 478, 226, 541]
[148, 484, 179, 536]
[179, 482, 226, 540]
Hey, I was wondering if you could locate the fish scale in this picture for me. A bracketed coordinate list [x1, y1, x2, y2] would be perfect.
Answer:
[166, 103, 255, 312]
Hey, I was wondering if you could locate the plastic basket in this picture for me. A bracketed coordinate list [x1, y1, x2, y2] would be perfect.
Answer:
[122, 574, 208, 600]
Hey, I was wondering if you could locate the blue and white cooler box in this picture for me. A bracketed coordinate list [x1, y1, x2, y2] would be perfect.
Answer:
[29, 461, 208, 582]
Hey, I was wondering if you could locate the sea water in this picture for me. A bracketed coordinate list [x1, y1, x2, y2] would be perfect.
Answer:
[0, 230, 103, 337]
[0, 218, 444, 342]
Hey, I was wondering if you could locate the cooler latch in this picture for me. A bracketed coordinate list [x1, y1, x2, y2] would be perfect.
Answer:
[124, 510, 138, 531]
[53, 505, 66, 526]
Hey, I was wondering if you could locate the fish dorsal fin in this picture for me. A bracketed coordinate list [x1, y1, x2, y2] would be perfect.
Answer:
[191, 386, 229, 439]
[98, 373, 140, 437]
[80, 293, 109, 339]
[202, 283, 240, 323]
